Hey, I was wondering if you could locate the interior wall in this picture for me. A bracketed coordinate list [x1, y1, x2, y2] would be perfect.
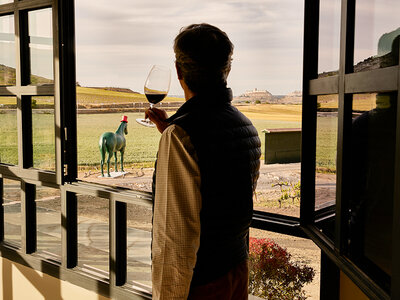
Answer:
[340, 271, 370, 300]
[0, 257, 110, 300]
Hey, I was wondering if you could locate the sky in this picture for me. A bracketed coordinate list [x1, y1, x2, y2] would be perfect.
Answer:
[74, 0, 305, 96]
[1, 0, 399, 96]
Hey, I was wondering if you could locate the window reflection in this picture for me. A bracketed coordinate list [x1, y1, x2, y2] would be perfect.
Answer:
[126, 202, 152, 292]
[77, 194, 109, 280]
[0, 97, 18, 165]
[349, 92, 396, 292]
[0, 14, 15, 86]
[36, 186, 61, 261]
[318, 0, 341, 77]
[354, 0, 400, 71]
[28, 8, 54, 85]
[3, 178, 21, 248]
[315, 95, 337, 209]
[32, 96, 55, 171]
[314, 95, 338, 241]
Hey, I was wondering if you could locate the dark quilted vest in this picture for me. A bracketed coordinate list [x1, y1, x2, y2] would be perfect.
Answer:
[155, 88, 261, 286]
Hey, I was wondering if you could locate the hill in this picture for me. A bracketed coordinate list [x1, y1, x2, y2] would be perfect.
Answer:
[76, 86, 183, 106]
[1, 64, 53, 85]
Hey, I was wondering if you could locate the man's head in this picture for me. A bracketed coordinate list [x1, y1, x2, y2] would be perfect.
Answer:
[174, 23, 234, 94]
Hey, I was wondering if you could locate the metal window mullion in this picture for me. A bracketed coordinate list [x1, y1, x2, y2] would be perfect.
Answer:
[56, 0, 77, 183]
[391, 56, 400, 299]
[335, 0, 355, 254]
[300, 0, 319, 226]
[53, 1, 62, 185]
[21, 96, 33, 168]
[109, 197, 127, 288]
[21, 181, 36, 254]
[0, 178, 4, 242]
[61, 190, 77, 268]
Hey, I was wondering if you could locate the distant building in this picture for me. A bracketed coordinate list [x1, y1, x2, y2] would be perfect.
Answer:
[243, 88, 273, 100]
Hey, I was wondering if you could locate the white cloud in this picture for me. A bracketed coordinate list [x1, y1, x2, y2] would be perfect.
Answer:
[75, 0, 304, 95]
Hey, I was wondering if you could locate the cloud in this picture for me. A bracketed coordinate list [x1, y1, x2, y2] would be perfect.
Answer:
[75, 0, 304, 95]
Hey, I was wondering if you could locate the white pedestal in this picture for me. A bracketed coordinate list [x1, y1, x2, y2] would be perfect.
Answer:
[98, 171, 129, 178]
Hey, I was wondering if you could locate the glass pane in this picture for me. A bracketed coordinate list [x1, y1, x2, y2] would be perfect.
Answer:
[36, 186, 61, 262]
[75, 1, 304, 221]
[348, 92, 396, 292]
[249, 228, 320, 299]
[318, 0, 341, 77]
[32, 96, 55, 171]
[77, 194, 109, 280]
[354, 0, 400, 71]
[315, 95, 338, 240]
[0, 97, 18, 165]
[3, 178, 21, 247]
[77, 113, 158, 191]
[0, 14, 15, 85]
[255, 126, 301, 218]
[126, 202, 152, 292]
[0, 0, 13, 4]
[28, 8, 54, 85]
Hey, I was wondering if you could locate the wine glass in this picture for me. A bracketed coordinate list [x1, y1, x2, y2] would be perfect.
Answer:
[136, 65, 171, 127]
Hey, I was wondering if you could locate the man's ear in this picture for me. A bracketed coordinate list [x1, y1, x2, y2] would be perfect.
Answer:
[175, 62, 183, 80]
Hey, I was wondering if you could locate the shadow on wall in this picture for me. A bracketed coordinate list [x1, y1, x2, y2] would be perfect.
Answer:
[1, 255, 61, 300]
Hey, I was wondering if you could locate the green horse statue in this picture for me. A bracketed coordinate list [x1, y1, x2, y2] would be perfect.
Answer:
[99, 116, 128, 177]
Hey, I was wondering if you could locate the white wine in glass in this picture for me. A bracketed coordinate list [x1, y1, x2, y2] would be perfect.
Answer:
[136, 65, 171, 127]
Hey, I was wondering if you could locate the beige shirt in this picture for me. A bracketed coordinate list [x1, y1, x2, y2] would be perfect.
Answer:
[152, 124, 202, 300]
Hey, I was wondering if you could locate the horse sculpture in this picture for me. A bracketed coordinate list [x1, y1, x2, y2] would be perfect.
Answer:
[99, 116, 128, 177]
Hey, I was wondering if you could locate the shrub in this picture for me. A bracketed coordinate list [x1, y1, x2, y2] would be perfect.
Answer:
[271, 180, 301, 207]
[249, 237, 315, 300]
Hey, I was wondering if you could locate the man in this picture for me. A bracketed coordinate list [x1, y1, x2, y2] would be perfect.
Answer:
[146, 23, 261, 300]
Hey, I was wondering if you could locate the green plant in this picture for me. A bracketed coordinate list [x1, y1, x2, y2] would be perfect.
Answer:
[249, 237, 315, 300]
[289, 181, 301, 204]
[272, 180, 301, 207]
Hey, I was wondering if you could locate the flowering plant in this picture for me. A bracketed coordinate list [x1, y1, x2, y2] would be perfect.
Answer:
[248, 237, 315, 300]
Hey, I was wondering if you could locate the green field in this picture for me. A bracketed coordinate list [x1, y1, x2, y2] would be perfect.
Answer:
[0, 101, 338, 171]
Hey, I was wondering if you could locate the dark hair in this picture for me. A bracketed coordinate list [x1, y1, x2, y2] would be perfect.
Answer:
[174, 23, 234, 94]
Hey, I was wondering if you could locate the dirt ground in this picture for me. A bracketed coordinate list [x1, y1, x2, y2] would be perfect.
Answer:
[78, 162, 332, 299]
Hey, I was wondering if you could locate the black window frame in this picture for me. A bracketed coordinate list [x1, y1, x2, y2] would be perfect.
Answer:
[301, 0, 400, 299]
[1, 0, 398, 299]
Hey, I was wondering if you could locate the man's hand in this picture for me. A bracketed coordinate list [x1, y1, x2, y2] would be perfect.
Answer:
[145, 107, 169, 133]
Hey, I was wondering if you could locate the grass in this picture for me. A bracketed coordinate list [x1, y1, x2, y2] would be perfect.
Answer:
[0, 101, 338, 171]
[316, 116, 338, 171]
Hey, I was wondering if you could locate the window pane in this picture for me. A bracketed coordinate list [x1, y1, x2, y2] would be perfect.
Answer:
[348, 92, 396, 292]
[75, 1, 304, 221]
[77, 194, 109, 280]
[28, 8, 54, 85]
[0, 0, 13, 4]
[32, 96, 55, 171]
[126, 202, 152, 292]
[315, 95, 338, 240]
[36, 186, 61, 262]
[3, 178, 21, 247]
[0, 97, 18, 165]
[0, 14, 15, 86]
[318, 0, 341, 77]
[77, 113, 159, 189]
[354, 0, 400, 71]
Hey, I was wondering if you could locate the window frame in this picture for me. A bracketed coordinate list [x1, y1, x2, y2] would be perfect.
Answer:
[301, 0, 400, 299]
[2, 0, 398, 299]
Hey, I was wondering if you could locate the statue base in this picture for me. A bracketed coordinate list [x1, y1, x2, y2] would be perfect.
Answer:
[98, 171, 129, 178]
